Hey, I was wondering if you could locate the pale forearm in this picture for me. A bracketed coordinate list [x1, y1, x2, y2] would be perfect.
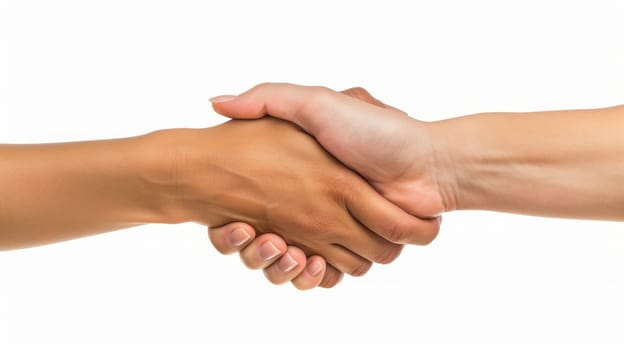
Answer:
[0, 135, 173, 250]
[429, 105, 624, 220]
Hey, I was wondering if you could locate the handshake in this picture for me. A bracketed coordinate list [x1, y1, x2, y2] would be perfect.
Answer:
[2, 83, 623, 290]
[206, 84, 447, 289]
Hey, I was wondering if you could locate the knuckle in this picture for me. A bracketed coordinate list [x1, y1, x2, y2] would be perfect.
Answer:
[348, 260, 372, 277]
[326, 172, 357, 203]
[385, 221, 411, 244]
[374, 243, 403, 264]
[301, 212, 333, 239]
[349, 86, 369, 97]
[252, 82, 275, 91]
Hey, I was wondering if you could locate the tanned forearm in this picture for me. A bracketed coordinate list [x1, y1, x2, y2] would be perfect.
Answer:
[0, 117, 410, 282]
[0, 135, 178, 250]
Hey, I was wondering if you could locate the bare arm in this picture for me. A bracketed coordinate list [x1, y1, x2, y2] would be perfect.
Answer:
[211, 84, 624, 246]
[1, 118, 422, 286]
[205, 86, 624, 288]
[0, 136, 164, 249]
[429, 105, 624, 220]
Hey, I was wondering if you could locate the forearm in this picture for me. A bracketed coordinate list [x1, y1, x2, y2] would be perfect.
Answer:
[0, 134, 176, 250]
[0, 123, 307, 250]
[429, 105, 624, 220]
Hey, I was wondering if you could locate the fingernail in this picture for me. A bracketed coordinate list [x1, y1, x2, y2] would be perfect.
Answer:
[258, 241, 281, 261]
[228, 228, 251, 246]
[278, 253, 298, 273]
[307, 261, 324, 276]
[209, 94, 237, 103]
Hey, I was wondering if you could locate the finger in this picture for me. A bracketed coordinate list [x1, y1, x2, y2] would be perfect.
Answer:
[263, 246, 307, 285]
[346, 177, 441, 245]
[209, 82, 336, 133]
[319, 264, 344, 288]
[208, 222, 255, 255]
[238, 233, 288, 270]
[291, 255, 326, 290]
[210, 83, 406, 128]
[323, 244, 373, 277]
[332, 215, 403, 264]
[341, 229, 404, 265]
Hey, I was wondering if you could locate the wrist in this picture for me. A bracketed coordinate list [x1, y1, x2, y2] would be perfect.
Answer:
[138, 127, 230, 226]
[423, 118, 471, 212]
[133, 129, 202, 225]
[378, 117, 457, 217]
[425, 113, 514, 212]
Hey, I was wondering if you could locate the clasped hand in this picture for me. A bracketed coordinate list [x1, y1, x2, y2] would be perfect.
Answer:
[4, 83, 621, 289]
[205, 84, 444, 289]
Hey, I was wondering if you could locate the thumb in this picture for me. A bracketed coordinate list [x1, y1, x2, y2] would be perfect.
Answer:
[209, 83, 338, 133]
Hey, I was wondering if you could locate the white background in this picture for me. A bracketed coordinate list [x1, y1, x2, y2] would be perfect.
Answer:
[1, 0, 624, 348]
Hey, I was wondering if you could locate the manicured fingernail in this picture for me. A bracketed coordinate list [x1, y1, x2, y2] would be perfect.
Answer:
[307, 261, 324, 276]
[258, 241, 281, 261]
[278, 253, 298, 273]
[209, 95, 237, 103]
[228, 228, 251, 247]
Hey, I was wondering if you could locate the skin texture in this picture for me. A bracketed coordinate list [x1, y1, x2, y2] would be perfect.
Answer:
[170, 118, 412, 276]
[209, 87, 431, 289]
[428, 106, 624, 219]
[0, 118, 432, 282]
[210, 83, 624, 288]
[6, 81, 623, 290]
[211, 84, 444, 244]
